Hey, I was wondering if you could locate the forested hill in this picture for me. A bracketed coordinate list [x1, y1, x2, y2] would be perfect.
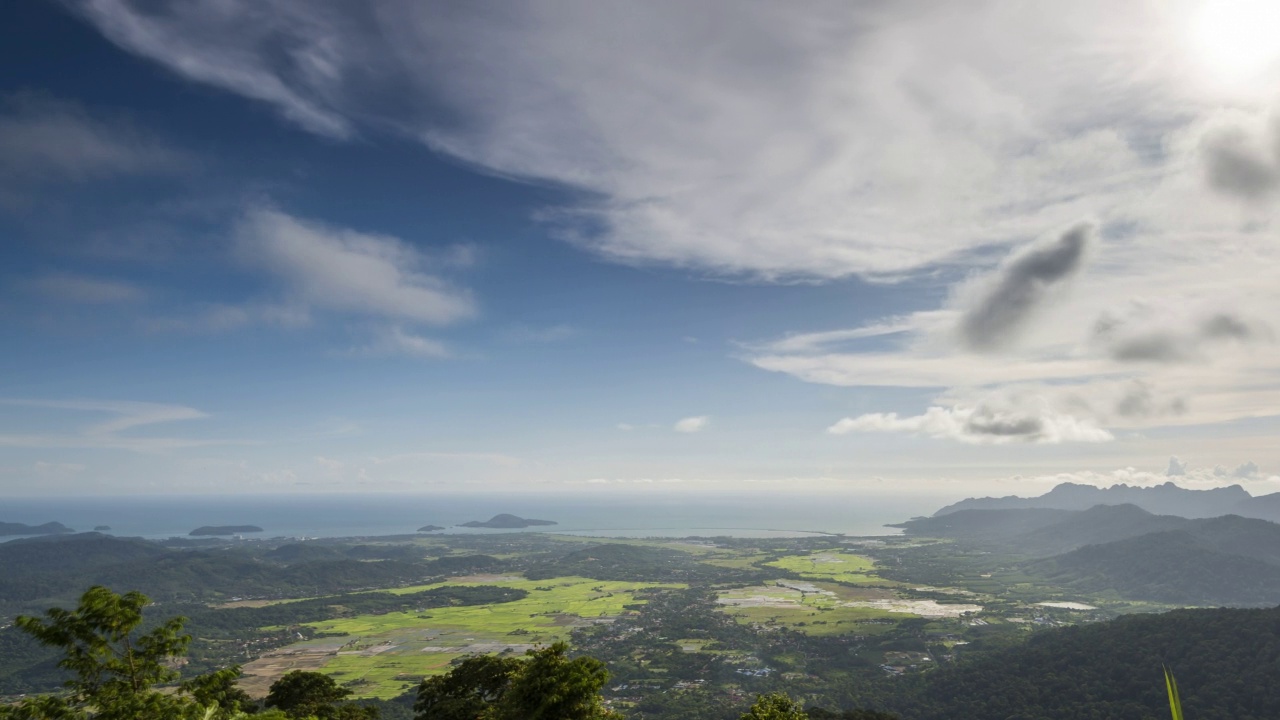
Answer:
[933, 480, 1265, 519]
[896, 507, 1280, 605]
[1032, 529, 1280, 605]
[0, 533, 498, 616]
[894, 504, 1185, 556]
[883, 605, 1280, 720]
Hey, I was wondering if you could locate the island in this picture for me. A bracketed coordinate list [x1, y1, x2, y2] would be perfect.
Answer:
[93, 525, 112, 532]
[417, 525, 445, 532]
[189, 525, 264, 536]
[0, 521, 74, 536]
[459, 514, 557, 529]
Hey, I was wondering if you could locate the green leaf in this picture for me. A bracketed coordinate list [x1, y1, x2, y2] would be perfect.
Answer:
[1164, 665, 1184, 720]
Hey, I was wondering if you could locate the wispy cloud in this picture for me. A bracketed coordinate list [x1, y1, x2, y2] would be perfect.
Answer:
[674, 416, 709, 433]
[237, 208, 475, 326]
[22, 273, 147, 304]
[0, 398, 226, 452]
[0, 93, 187, 205]
[499, 324, 576, 344]
[69, 0, 353, 138]
[351, 326, 451, 359]
[64, 0, 1206, 279]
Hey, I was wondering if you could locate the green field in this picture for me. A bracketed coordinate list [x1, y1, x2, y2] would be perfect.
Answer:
[765, 551, 890, 585]
[252, 576, 684, 699]
[717, 582, 911, 636]
[716, 579, 982, 637]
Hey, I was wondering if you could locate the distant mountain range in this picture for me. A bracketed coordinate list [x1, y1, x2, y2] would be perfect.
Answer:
[896, 496, 1280, 605]
[933, 480, 1278, 520]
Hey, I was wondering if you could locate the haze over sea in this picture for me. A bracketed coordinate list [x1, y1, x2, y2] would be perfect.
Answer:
[0, 492, 941, 541]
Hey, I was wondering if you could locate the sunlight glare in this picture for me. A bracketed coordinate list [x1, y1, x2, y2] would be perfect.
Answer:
[1190, 0, 1280, 79]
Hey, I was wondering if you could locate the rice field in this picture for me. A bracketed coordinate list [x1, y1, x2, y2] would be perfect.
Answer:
[765, 551, 893, 585]
[716, 580, 982, 636]
[241, 575, 683, 699]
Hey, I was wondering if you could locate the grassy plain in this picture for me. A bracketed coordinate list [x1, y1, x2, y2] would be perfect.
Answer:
[717, 581, 913, 636]
[246, 575, 684, 699]
[764, 551, 895, 585]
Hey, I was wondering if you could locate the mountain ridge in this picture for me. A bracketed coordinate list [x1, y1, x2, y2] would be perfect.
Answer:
[934, 481, 1269, 519]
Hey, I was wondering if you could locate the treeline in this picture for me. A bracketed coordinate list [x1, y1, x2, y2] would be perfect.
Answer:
[525, 544, 777, 584]
[184, 585, 527, 636]
[0, 534, 502, 612]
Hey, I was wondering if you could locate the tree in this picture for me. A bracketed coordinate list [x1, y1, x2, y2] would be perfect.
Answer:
[413, 655, 522, 720]
[180, 666, 255, 718]
[6, 585, 192, 720]
[414, 644, 612, 720]
[265, 670, 377, 720]
[488, 643, 611, 720]
[741, 693, 809, 720]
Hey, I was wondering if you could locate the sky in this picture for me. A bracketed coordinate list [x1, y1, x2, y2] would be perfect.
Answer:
[2, 0, 1280, 498]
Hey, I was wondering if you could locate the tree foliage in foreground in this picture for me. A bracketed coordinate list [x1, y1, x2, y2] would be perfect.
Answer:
[739, 693, 808, 720]
[0, 586, 375, 720]
[265, 671, 376, 719]
[414, 642, 613, 720]
[3, 586, 191, 720]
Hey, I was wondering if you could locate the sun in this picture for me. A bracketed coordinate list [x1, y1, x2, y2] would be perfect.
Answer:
[1189, 0, 1280, 79]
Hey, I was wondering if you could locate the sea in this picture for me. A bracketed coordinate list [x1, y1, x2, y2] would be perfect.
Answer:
[0, 492, 944, 542]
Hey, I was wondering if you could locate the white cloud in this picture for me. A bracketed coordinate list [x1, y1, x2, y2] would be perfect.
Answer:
[237, 208, 475, 325]
[352, 326, 451, 359]
[58, 1, 1280, 461]
[23, 273, 146, 304]
[828, 404, 1113, 445]
[71, 0, 353, 138]
[1215, 460, 1262, 479]
[999, 464, 1280, 492]
[674, 416, 710, 433]
[65, 0, 1251, 279]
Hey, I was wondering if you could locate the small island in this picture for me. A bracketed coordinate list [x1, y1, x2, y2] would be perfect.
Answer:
[189, 525, 264, 536]
[459, 514, 557, 529]
[93, 525, 112, 532]
[0, 521, 74, 536]
[417, 525, 445, 532]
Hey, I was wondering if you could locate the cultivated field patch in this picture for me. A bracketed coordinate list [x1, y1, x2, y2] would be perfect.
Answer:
[765, 551, 889, 585]
[242, 575, 683, 699]
[716, 581, 981, 636]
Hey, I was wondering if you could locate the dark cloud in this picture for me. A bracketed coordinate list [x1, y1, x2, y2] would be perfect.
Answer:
[1113, 380, 1187, 418]
[1201, 122, 1280, 201]
[958, 222, 1094, 352]
[1166, 456, 1187, 477]
[1097, 311, 1266, 363]
[963, 410, 1044, 438]
[1108, 334, 1190, 362]
[1201, 313, 1254, 340]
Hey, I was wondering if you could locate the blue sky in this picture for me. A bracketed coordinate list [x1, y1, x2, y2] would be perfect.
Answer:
[3, 0, 1280, 497]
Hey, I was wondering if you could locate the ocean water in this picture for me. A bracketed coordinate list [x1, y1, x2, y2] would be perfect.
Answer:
[0, 492, 940, 542]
